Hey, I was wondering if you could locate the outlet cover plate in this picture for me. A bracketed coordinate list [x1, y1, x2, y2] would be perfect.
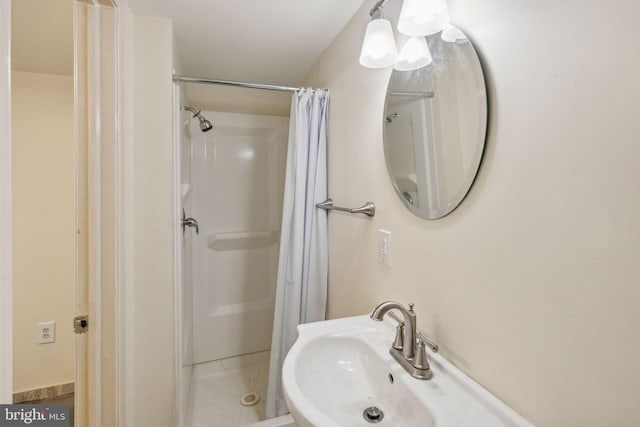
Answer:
[38, 321, 55, 344]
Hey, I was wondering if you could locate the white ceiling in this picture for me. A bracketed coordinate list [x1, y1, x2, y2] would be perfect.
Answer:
[127, 0, 366, 86]
[11, 0, 367, 114]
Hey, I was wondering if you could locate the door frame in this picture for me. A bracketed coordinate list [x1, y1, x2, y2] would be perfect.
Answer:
[87, 1, 136, 424]
[2, 0, 127, 420]
[77, 1, 123, 425]
[76, 2, 106, 424]
[0, 0, 13, 404]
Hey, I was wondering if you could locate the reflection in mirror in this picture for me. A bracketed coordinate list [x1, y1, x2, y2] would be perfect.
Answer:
[384, 26, 487, 219]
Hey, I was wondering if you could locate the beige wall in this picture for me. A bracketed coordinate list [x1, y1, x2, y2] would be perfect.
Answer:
[11, 71, 75, 393]
[303, 1, 640, 426]
[128, 14, 176, 427]
[184, 84, 291, 116]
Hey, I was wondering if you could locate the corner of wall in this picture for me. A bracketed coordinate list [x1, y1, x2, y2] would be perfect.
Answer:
[119, 10, 177, 427]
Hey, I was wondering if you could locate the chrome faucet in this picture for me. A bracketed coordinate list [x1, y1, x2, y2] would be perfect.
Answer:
[371, 301, 417, 359]
[371, 301, 433, 380]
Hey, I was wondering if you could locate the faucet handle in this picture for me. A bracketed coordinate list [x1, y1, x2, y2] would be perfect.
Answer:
[413, 339, 431, 371]
[417, 331, 439, 353]
[408, 302, 414, 312]
[392, 322, 404, 351]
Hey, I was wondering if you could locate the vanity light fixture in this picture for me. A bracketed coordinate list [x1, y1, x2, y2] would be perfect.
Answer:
[359, 2, 398, 68]
[394, 36, 432, 71]
[360, 0, 451, 70]
[441, 24, 468, 43]
[397, 0, 450, 36]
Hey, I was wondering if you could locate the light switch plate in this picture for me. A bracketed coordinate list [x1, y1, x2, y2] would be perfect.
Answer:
[378, 229, 391, 266]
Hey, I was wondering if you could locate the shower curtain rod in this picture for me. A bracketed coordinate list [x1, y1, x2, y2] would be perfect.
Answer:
[173, 75, 301, 93]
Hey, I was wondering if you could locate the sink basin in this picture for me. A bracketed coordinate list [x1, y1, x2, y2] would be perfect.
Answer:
[282, 315, 533, 427]
[289, 334, 433, 426]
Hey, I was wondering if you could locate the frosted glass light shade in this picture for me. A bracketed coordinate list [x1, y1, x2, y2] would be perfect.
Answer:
[394, 36, 432, 71]
[441, 24, 468, 43]
[398, 0, 450, 36]
[359, 18, 398, 68]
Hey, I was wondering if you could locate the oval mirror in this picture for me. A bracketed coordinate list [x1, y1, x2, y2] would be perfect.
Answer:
[383, 26, 487, 219]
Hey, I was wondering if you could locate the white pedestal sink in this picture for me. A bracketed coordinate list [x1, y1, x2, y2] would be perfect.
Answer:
[282, 315, 533, 427]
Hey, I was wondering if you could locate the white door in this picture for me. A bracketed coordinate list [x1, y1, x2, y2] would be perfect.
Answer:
[74, 2, 89, 423]
[75, 2, 118, 425]
[191, 111, 289, 363]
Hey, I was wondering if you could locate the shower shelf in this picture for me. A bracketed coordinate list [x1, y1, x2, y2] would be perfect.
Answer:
[396, 176, 417, 192]
[207, 230, 279, 251]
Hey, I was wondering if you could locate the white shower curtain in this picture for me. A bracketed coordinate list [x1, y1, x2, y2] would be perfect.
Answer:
[266, 88, 329, 418]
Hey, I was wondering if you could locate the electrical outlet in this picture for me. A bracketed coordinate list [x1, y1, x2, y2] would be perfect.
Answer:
[38, 321, 55, 344]
[378, 229, 391, 266]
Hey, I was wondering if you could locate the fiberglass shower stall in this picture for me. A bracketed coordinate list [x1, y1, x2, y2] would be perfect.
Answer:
[191, 111, 288, 365]
[175, 84, 295, 427]
[175, 77, 328, 427]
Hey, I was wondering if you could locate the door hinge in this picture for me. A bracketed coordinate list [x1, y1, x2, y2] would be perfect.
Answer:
[74, 315, 89, 334]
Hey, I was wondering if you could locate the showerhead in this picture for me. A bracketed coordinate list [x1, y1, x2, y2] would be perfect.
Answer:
[196, 114, 213, 132]
[183, 106, 213, 132]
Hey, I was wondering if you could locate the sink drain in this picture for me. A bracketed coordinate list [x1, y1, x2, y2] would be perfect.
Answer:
[363, 406, 384, 423]
[240, 392, 260, 406]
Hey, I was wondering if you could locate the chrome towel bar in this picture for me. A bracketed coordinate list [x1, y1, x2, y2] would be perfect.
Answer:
[316, 198, 375, 217]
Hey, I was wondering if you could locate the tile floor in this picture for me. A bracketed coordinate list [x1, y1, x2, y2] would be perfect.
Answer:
[29, 393, 74, 427]
[188, 351, 271, 427]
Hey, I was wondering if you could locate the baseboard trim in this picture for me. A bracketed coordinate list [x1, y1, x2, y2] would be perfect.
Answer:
[13, 382, 75, 403]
